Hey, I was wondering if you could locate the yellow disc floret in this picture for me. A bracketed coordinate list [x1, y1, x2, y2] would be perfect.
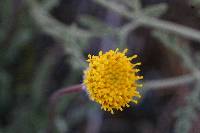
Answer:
[83, 48, 143, 114]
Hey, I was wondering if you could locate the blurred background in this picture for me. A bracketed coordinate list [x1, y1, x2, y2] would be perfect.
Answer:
[0, 0, 200, 133]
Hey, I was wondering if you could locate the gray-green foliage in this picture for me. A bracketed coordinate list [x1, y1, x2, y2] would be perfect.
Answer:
[27, 0, 90, 69]
[191, 0, 200, 5]
[80, 0, 200, 133]
[175, 81, 200, 133]
[0, 0, 60, 132]
[1, 0, 200, 132]
[0, 0, 93, 132]
[78, 0, 168, 49]
[153, 31, 200, 133]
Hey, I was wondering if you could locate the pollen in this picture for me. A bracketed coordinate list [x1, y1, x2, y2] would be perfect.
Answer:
[83, 48, 143, 114]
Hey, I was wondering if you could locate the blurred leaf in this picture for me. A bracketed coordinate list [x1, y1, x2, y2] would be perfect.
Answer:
[153, 30, 197, 71]
[143, 3, 168, 17]
[153, 30, 200, 133]
[55, 117, 68, 133]
[6, 106, 46, 133]
[115, 0, 141, 12]
[62, 37, 86, 69]
[5, 29, 33, 64]
[130, 0, 141, 11]
[31, 52, 57, 107]
[0, 0, 12, 43]
[191, 0, 200, 5]
[29, 2, 91, 40]
[0, 0, 12, 27]
[0, 70, 12, 108]
[12, 29, 33, 45]
[29, 2, 90, 70]
[41, 0, 60, 11]
[79, 15, 116, 36]
[94, 0, 132, 18]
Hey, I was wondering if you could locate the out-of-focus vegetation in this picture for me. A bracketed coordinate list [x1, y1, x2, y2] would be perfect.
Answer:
[0, 0, 200, 133]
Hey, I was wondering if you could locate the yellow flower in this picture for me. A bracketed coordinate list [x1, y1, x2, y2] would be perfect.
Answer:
[83, 48, 143, 114]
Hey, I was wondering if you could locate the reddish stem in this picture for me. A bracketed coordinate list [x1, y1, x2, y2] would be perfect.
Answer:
[46, 84, 83, 133]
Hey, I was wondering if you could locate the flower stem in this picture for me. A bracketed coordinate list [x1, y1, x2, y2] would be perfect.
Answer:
[46, 84, 83, 133]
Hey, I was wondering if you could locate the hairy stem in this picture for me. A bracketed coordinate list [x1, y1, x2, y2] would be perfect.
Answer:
[138, 16, 200, 42]
[46, 84, 83, 133]
[95, 0, 200, 42]
[143, 74, 195, 91]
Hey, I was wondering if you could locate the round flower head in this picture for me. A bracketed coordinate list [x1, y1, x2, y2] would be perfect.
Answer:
[83, 48, 143, 114]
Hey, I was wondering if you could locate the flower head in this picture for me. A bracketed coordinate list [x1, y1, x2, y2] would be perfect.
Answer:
[83, 48, 143, 114]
